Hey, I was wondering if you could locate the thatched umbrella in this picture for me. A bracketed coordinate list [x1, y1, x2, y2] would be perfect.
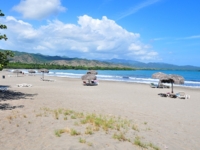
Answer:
[161, 74, 184, 93]
[82, 74, 97, 83]
[152, 72, 184, 93]
[38, 69, 49, 79]
[28, 70, 36, 73]
[87, 70, 98, 75]
[152, 72, 168, 79]
[13, 70, 22, 77]
[28, 69, 36, 76]
[152, 72, 168, 87]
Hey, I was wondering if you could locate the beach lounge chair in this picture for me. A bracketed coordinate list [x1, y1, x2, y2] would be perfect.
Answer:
[17, 83, 32, 87]
[158, 92, 176, 98]
[45, 79, 55, 82]
[156, 83, 169, 88]
[169, 93, 177, 98]
[158, 93, 168, 97]
[83, 80, 99, 86]
[0, 86, 8, 92]
[176, 92, 190, 99]
[163, 84, 170, 88]
[8, 75, 17, 77]
[41, 78, 55, 82]
[150, 83, 157, 88]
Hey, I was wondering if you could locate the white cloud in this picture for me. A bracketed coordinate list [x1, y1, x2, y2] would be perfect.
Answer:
[127, 43, 158, 60]
[13, 0, 66, 20]
[176, 35, 200, 40]
[128, 43, 142, 51]
[0, 15, 159, 61]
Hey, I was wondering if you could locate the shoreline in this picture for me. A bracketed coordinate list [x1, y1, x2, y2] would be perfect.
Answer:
[1, 70, 200, 149]
[5, 68, 200, 89]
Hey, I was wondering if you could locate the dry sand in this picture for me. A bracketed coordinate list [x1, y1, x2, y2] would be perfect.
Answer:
[0, 70, 200, 150]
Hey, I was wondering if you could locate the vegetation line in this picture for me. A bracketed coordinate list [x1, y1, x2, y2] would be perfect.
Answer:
[6, 62, 135, 70]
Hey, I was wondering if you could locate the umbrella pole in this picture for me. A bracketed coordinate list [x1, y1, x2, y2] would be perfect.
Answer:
[171, 83, 174, 93]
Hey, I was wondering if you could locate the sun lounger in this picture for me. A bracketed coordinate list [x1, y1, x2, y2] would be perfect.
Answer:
[163, 84, 170, 88]
[169, 93, 177, 98]
[150, 83, 158, 88]
[158, 92, 190, 99]
[8, 75, 17, 77]
[157, 83, 170, 88]
[28, 74, 36, 76]
[83, 80, 99, 86]
[176, 92, 190, 99]
[41, 78, 55, 82]
[158, 92, 176, 98]
[0, 86, 8, 92]
[17, 83, 32, 87]
[84, 83, 98, 86]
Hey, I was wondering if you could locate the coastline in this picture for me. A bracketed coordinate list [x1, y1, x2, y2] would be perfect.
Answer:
[6, 69, 200, 88]
[0, 70, 200, 150]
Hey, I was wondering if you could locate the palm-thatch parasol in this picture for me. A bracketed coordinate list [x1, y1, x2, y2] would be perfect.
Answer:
[28, 69, 36, 74]
[28, 69, 36, 76]
[81, 74, 97, 83]
[152, 72, 168, 79]
[87, 70, 98, 75]
[161, 74, 184, 93]
[13, 70, 22, 77]
[152, 72, 168, 88]
[38, 69, 49, 79]
[152, 72, 184, 93]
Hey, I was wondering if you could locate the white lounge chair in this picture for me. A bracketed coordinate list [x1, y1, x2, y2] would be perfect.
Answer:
[150, 83, 157, 88]
[8, 75, 17, 77]
[41, 78, 55, 82]
[0, 86, 8, 92]
[176, 92, 190, 99]
[17, 83, 32, 87]
[157, 83, 170, 88]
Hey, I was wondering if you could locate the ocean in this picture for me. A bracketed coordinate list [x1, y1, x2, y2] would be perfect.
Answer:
[20, 69, 200, 88]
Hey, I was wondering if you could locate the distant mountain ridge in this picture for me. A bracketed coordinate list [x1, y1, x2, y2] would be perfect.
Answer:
[1, 49, 200, 70]
[103, 58, 200, 70]
[0, 49, 131, 68]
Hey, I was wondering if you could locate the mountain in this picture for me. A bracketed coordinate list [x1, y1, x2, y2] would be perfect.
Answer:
[102, 58, 200, 70]
[1, 49, 199, 70]
[4, 50, 75, 63]
[0, 49, 132, 68]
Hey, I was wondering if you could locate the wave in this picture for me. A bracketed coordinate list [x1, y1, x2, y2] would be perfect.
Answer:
[52, 72, 200, 86]
[49, 72, 83, 76]
[184, 81, 200, 84]
[12, 69, 200, 88]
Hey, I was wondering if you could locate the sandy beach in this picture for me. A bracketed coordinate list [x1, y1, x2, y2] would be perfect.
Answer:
[0, 70, 200, 150]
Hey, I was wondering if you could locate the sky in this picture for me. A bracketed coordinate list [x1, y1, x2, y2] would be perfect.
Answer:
[0, 0, 200, 66]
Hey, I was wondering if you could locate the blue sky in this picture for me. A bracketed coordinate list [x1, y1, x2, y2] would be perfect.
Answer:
[0, 0, 200, 66]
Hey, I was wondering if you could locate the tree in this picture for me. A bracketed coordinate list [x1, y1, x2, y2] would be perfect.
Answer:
[0, 10, 8, 40]
[0, 10, 14, 71]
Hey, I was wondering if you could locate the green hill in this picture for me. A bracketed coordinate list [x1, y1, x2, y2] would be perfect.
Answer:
[1, 49, 199, 70]
[0, 49, 133, 69]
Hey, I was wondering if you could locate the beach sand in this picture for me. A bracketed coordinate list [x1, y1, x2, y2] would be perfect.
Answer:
[0, 70, 200, 150]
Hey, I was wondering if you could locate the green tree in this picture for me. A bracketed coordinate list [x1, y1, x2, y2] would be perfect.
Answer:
[0, 10, 14, 70]
[0, 10, 7, 40]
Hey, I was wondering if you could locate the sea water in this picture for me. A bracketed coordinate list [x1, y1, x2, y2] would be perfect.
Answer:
[20, 69, 200, 88]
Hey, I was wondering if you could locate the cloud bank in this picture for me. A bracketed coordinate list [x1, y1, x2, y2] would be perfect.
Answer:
[0, 15, 158, 61]
[12, 0, 66, 20]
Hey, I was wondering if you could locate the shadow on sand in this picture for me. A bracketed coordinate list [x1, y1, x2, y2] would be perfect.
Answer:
[0, 90, 37, 110]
